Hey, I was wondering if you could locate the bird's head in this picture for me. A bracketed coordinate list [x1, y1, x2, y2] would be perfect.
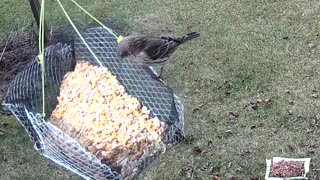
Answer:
[117, 38, 130, 58]
[117, 49, 130, 58]
[117, 44, 130, 58]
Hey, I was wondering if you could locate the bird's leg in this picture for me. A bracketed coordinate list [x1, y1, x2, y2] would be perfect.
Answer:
[157, 66, 164, 80]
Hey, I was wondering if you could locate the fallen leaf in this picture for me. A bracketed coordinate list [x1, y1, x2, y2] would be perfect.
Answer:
[213, 176, 220, 180]
[312, 119, 320, 128]
[235, 167, 244, 172]
[256, 99, 263, 104]
[182, 166, 193, 179]
[307, 129, 313, 133]
[200, 162, 214, 174]
[225, 129, 232, 134]
[200, 150, 207, 156]
[228, 112, 238, 119]
[264, 99, 271, 104]
[192, 108, 200, 113]
[249, 174, 259, 180]
[193, 147, 207, 156]
[308, 43, 317, 48]
[159, 162, 166, 168]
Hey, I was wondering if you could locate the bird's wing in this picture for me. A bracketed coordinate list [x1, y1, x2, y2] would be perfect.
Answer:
[143, 38, 179, 60]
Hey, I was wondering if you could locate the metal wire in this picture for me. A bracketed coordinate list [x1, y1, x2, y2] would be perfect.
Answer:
[2, 27, 185, 180]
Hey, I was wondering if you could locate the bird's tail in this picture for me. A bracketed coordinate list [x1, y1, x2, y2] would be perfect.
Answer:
[176, 32, 200, 44]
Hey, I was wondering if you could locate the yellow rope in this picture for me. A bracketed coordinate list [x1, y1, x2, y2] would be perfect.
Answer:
[58, 1, 165, 155]
[58, 1, 165, 154]
[69, 0, 123, 43]
[36, 0, 46, 119]
[57, 0, 166, 153]
[56, 0, 105, 68]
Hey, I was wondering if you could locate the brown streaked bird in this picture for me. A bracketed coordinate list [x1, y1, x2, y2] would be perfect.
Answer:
[117, 32, 200, 79]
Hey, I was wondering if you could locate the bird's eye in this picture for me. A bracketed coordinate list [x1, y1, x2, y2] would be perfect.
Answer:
[118, 50, 129, 58]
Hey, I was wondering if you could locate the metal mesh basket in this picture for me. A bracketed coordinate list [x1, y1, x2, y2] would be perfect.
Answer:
[2, 27, 184, 180]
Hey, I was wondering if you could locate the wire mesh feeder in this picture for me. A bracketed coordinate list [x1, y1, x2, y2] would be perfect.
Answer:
[3, 26, 185, 180]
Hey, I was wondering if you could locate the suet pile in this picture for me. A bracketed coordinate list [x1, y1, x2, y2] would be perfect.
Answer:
[49, 61, 166, 179]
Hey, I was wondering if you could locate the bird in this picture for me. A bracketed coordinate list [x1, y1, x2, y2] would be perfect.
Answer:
[117, 31, 200, 79]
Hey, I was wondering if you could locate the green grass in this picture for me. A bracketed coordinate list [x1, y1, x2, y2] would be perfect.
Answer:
[0, 116, 79, 180]
[1, 0, 320, 179]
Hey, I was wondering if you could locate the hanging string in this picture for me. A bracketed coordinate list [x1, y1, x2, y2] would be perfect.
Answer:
[36, 0, 46, 119]
[69, 0, 123, 43]
[56, 0, 105, 68]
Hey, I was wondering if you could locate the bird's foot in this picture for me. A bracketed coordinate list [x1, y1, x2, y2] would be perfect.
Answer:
[156, 75, 164, 81]
[155, 67, 165, 81]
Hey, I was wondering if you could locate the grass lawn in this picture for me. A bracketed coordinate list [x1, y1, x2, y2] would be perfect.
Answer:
[1, 0, 320, 179]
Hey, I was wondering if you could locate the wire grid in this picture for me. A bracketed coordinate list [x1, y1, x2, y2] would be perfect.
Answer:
[74, 27, 181, 126]
[73, 27, 184, 145]
[2, 26, 185, 180]
[3, 43, 121, 179]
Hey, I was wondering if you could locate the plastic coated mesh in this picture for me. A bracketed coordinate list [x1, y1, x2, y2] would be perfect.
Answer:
[74, 27, 180, 126]
[3, 27, 184, 180]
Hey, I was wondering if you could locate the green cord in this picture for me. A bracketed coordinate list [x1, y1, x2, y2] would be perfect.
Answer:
[36, 0, 124, 119]
[69, 0, 123, 43]
[36, 0, 46, 119]
[56, 0, 105, 68]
